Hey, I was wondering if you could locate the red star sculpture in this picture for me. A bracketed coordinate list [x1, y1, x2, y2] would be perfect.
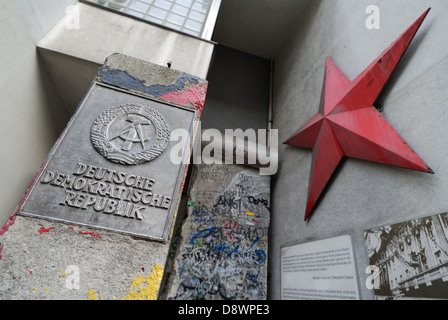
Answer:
[284, 8, 433, 221]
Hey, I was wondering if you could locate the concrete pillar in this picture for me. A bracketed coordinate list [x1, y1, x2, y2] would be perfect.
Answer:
[0, 53, 207, 300]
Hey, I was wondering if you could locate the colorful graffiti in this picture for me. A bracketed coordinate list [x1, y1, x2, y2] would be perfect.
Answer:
[168, 165, 270, 300]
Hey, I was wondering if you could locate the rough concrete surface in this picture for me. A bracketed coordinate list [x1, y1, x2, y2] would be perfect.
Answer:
[0, 215, 167, 300]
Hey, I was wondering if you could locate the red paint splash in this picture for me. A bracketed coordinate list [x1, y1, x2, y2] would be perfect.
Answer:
[29, 271, 33, 275]
[222, 221, 242, 243]
[2, 137, 63, 239]
[13, 160, 48, 216]
[68, 227, 74, 230]
[160, 83, 207, 114]
[0, 215, 13, 260]
[0, 157, 49, 258]
[0, 215, 16, 236]
[79, 231, 101, 239]
[39, 227, 55, 234]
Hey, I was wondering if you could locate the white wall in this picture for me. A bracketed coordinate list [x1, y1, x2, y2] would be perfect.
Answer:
[11, 0, 78, 43]
[270, 0, 448, 299]
[0, 0, 70, 226]
[38, 2, 215, 78]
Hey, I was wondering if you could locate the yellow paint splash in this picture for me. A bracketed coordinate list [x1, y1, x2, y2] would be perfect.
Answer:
[123, 264, 164, 300]
[45, 287, 49, 293]
[246, 211, 256, 216]
[88, 289, 101, 300]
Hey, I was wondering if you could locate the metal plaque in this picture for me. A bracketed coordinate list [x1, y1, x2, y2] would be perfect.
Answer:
[19, 83, 196, 242]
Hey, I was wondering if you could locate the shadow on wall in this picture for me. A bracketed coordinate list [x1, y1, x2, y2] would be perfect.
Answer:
[36, 50, 71, 139]
[201, 45, 270, 133]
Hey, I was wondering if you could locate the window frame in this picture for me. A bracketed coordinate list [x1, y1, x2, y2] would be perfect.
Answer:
[81, 0, 221, 41]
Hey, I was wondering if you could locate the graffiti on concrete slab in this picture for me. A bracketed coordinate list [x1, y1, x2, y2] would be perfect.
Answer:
[169, 165, 270, 300]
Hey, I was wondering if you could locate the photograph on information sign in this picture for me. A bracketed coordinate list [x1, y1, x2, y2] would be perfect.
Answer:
[365, 211, 448, 300]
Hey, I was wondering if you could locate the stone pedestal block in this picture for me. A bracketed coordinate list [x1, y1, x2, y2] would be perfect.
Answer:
[0, 53, 207, 300]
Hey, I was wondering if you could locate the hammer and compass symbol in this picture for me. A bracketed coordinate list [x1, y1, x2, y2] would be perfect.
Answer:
[91, 104, 171, 165]
[109, 115, 152, 152]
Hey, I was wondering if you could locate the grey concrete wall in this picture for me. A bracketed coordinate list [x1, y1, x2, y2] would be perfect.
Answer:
[11, 0, 78, 43]
[212, 0, 312, 59]
[38, 1, 216, 73]
[37, 2, 216, 114]
[0, 0, 70, 227]
[270, 0, 448, 299]
[201, 45, 270, 133]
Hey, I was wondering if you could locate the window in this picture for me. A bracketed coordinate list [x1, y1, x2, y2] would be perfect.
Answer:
[84, 0, 221, 40]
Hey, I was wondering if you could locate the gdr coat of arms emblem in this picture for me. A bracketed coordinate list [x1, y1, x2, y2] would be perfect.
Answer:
[91, 104, 171, 165]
